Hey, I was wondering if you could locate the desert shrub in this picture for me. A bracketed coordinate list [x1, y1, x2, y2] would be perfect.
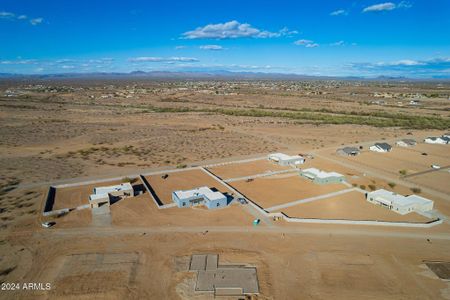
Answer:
[176, 164, 187, 169]
[122, 177, 136, 184]
[359, 185, 366, 190]
[368, 184, 376, 191]
[399, 169, 408, 176]
[388, 182, 396, 188]
[352, 183, 357, 187]
[410, 187, 421, 193]
[122, 177, 132, 183]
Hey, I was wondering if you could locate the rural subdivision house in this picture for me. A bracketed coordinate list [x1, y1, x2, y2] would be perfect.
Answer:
[299, 168, 345, 184]
[369, 142, 392, 153]
[366, 189, 433, 215]
[424, 136, 450, 144]
[89, 182, 133, 208]
[172, 186, 228, 209]
[268, 153, 305, 166]
[336, 146, 360, 156]
[396, 139, 417, 147]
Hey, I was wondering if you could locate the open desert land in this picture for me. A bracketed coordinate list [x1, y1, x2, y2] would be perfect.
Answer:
[143, 169, 232, 205]
[0, 80, 450, 299]
[1, 80, 449, 189]
[280, 191, 430, 222]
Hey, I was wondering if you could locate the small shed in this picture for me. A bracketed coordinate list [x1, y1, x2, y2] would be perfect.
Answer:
[299, 168, 345, 185]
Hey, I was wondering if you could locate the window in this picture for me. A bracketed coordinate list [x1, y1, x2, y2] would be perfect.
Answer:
[216, 203, 220, 207]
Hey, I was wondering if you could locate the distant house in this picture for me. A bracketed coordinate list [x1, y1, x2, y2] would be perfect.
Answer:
[424, 136, 450, 144]
[268, 153, 305, 166]
[299, 168, 345, 185]
[336, 147, 360, 156]
[89, 182, 133, 208]
[396, 139, 417, 147]
[369, 142, 392, 153]
[366, 189, 433, 215]
[172, 186, 228, 209]
[443, 133, 450, 138]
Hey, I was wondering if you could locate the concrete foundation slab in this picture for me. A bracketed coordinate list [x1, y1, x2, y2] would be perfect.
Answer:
[190, 254, 207, 271]
[206, 254, 218, 270]
[196, 268, 258, 293]
[189, 254, 259, 295]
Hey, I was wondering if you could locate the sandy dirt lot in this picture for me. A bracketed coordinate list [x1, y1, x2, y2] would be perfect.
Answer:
[231, 175, 347, 208]
[3, 229, 450, 299]
[207, 159, 289, 179]
[406, 171, 450, 195]
[144, 169, 232, 205]
[110, 193, 256, 227]
[411, 144, 450, 159]
[52, 179, 135, 210]
[281, 191, 430, 222]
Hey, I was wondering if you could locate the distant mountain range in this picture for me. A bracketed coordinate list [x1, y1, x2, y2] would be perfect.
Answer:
[0, 70, 447, 81]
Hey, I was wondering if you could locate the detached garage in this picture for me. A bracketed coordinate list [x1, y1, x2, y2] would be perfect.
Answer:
[268, 153, 305, 166]
[299, 168, 345, 185]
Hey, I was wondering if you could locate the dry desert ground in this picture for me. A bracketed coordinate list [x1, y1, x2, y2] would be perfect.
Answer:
[0, 79, 450, 299]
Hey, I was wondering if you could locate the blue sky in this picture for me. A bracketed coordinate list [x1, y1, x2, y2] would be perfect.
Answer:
[1, 0, 449, 77]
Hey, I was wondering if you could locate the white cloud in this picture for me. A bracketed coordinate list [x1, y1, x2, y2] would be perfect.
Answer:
[363, 2, 396, 12]
[330, 40, 345, 46]
[182, 20, 297, 39]
[0, 11, 15, 18]
[278, 27, 299, 36]
[294, 39, 313, 45]
[381, 59, 426, 66]
[362, 2, 411, 13]
[30, 18, 43, 25]
[397, 1, 412, 9]
[0, 59, 36, 65]
[294, 39, 319, 48]
[330, 9, 347, 16]
[348, 57, 450, 78]
[0, 11, 43, 25]
[199, 45, 224, 51]
[175, 45, 187, 50]
[129, 56, 199, 62]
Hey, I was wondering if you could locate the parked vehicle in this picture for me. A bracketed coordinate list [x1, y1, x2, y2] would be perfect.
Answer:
[41, 221, 55, 228]
[431, 164, 441, 169]
[238, 198, 248, 204]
